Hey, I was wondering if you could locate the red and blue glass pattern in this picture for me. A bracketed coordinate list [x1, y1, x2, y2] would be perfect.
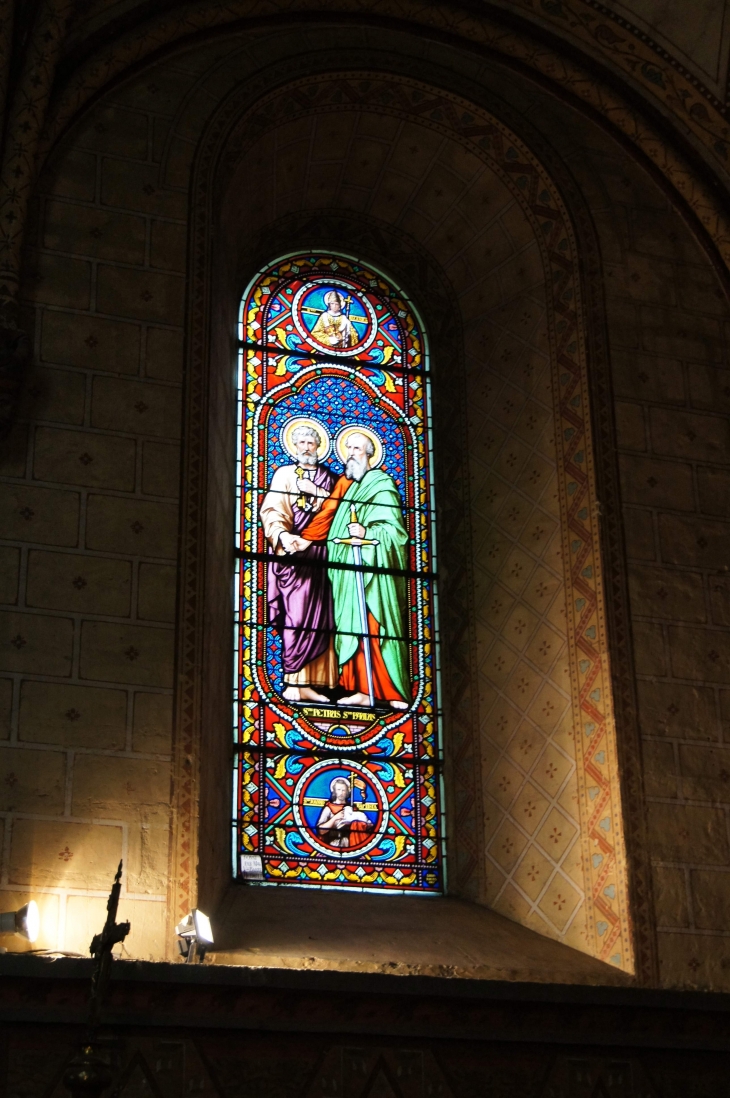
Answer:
[234, 254, 444, 892]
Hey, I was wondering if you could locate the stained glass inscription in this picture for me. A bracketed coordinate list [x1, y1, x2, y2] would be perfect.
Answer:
[234, 254, 444, 893]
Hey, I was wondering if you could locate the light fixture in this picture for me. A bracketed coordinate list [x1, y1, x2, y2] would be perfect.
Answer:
[175, 908, 213, 963]
[0, 900, 40, 944]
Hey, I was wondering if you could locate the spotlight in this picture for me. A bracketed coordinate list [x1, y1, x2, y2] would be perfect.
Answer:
[0, 900, 40, 944]
[175, 909, 213, 964]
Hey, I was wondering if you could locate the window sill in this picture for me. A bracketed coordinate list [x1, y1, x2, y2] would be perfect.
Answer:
[208, 886, 632, 986]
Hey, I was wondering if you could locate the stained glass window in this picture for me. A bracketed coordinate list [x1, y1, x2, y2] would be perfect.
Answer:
[233, 253, 444, 893]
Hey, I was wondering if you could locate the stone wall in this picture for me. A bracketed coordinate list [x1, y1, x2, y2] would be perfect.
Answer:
[2, 21, 730, 987]
[599, 157, 730, 990]
[0, 86, 188, 955]
[533, 107, 730, 989]
[3, 959, 729, 1098]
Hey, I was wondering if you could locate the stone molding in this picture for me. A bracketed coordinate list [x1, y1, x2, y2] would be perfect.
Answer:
[0, 0, 77, 323]
[1, 957, 729, 1098]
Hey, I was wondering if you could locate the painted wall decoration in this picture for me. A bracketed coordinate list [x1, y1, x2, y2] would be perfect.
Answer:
[234, 253, 444, 892]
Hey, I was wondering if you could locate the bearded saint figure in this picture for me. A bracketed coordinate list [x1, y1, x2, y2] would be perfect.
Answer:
[310, 290, 358, 349]
[300, 431, 410, 710]
[260, 424, 337, 702]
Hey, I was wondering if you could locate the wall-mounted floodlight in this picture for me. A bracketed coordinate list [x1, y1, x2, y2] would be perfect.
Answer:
[0, 900, 40, 944]
[175, 909, 213, 964]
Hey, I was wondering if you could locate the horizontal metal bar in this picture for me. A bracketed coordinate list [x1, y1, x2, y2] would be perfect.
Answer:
[232, 744, 442, 766]
[235, 548, 437, 580]
[237, 619, 412, 645]
[239, 340, 428, 378]
[241, 484, 429, 518]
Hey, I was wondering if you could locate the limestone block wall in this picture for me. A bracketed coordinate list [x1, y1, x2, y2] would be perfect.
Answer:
[0, 30, 312, 960]
[0, 87, 187, 955]
[2, 17, 730, 987]
[612, 220, 730, 989]
[0, 45, 630, 964]
[556, 120, 730, 990]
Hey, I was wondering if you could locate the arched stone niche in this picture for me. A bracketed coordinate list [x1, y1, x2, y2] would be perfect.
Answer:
[179, 70, 637, 975]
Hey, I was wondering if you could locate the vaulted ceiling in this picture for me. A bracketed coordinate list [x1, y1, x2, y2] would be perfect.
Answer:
[3, 0, 730, 335]
[64, 0, 730, 106]
[601, 0, 730, 96]
[48, 1, 730, 193]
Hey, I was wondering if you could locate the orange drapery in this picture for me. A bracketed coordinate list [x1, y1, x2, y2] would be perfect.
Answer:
[303, 476, 405, 703]
[302, 474, 351, 540]
[340, 611, 404, 703]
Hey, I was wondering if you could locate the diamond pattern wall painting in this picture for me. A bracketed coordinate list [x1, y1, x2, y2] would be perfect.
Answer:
[234, 254, 444, 892]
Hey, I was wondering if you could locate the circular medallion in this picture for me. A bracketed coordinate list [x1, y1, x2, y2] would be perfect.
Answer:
[293, 760, 387, 858]
[292, 279, 377, 356]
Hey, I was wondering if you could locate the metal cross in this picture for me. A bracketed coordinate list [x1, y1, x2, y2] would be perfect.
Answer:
[63, 860, 131, 1097]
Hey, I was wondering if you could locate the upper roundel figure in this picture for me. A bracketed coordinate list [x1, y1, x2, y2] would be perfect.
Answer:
[310, 290, 358, 349]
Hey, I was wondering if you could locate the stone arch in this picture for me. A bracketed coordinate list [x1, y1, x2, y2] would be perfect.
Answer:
[176, 69, 640, 974]
[38, 3, 730, 286]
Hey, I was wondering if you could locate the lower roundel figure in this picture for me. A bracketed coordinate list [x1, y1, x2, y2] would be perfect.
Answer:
[311, 772, 373, 847]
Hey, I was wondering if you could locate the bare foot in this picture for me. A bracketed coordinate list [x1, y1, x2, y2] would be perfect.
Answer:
[389, 700, 409, 710]
[282, 686, 301, 701]
[299, 687, 330, 702]
[338, 692, 371, 707]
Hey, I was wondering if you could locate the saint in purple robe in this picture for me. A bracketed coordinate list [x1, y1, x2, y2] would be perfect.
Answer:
[261, 462, 337, 680]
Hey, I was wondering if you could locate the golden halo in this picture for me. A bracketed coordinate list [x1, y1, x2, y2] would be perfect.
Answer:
[281, 417, 331, 461]
[335, 424, 384, 468]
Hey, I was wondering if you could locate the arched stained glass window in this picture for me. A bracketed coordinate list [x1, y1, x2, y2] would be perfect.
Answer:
[233, 253, 444, 893]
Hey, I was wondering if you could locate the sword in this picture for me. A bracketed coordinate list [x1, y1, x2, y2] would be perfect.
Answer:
[333, 506, 379, 707]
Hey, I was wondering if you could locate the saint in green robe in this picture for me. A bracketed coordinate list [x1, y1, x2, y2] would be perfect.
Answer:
[327, 469, 410, 699]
